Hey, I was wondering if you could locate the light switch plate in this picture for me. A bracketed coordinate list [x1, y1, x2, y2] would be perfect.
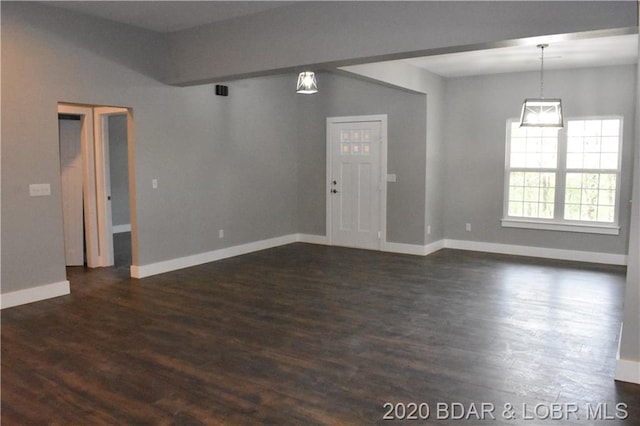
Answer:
[29, 183, 51, 197]
[387, 174, 397, 182]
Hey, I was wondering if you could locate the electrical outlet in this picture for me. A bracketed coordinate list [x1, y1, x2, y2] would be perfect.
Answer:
[427, 225, 431, 235]
[29, 183, 51, 197]
[465, 223, 471, 232]
[219, 229, 224, 239]
[152, 179, 158, 189]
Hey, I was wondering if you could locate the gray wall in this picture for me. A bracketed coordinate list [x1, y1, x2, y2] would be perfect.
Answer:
[108, 115, 130, 228]
[444, 65, 636, 254]
[1, 2, 298, 293]
[296, 73, 427, 245]
[618, 46, 640, 364]
[165, 1, 636, 85]
[2, 0, 637, 379]
[339, 62, 447, 244]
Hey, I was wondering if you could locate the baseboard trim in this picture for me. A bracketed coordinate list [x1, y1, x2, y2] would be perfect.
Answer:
[297, 233, 330, 245]
[1, 280, 70, 309]
[131, 234, 299, 278]
[297, 235, 444, 256]
[383, 239, 445, 256]
[615, 323, 640, 384]
[130, 234, 626, 279]
[443, 239, 627, 265]
[615, 359, 640, 384]
[112, 224, 131, 234]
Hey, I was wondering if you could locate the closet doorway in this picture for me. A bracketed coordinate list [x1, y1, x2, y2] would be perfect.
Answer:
[58, 103, 135, 271]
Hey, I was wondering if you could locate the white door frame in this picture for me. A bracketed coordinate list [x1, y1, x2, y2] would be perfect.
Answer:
[94, 107, 128, 267]
[58, 104, 130, 268]
[326, 114, 388, 248]
[58, 104, 100, 267]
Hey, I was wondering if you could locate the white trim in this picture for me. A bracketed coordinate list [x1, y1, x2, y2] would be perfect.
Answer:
[297, 233, 330, 245]
[58, 104, 100, 267]
[382, 241, 428, 256]
[129, 233, 627, 280]
[131, 234, 298, 278]
[299, 234, 445, 256]
[501, 218, 620, 235]
[382, 239, 445, 256]
[615, 359, 640, 384]
[423, 239, 446, 256]
[443, 239, 627, 265]
[112, 224, 131, 234]
[1, 281, 70, 309]
[615, 323, 640, 384]
[129, 234, 446, 279]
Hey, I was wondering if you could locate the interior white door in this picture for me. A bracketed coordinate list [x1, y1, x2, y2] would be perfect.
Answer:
[92, 107, 128, 268]
[59, 104, 99, 267]
[93, 108, 123, 268]
[328, 118, 384, 250]
[59, 117, 84, 266]
[58, 104, 128, 268]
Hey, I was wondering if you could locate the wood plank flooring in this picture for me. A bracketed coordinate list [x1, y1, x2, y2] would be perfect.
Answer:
[2, 242, 639, 425]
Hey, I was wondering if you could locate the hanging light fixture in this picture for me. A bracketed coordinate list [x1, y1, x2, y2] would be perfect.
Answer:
[296, 71, 318, 94]
[520, 44, 563, 127]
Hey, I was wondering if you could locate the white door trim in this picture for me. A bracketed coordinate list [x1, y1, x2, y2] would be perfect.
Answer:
[58, 104, 130, 268]
[94, 107, 127, 267]
[326, 114, 388, 249]
[58, 104, 100, 267]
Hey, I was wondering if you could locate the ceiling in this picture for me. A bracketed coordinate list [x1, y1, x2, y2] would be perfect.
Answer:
[47, 1, 293, 33]
[46, 1, 638, 77]
[402, 34, 638, 78]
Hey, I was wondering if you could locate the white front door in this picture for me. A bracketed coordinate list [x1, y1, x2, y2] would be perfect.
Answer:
[327, 116, 387, 250]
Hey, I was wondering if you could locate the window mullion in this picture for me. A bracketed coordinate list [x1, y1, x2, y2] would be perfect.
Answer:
[555, 127, 567, 221]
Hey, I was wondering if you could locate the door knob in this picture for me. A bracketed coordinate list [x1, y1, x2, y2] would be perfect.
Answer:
[331, 189, 338, 194]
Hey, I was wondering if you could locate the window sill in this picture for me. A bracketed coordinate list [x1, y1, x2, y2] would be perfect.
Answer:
[501, 218, 620, 235]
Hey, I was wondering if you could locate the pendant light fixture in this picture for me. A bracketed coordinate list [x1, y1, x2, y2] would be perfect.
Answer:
[519, 44, 563, 127]
[296, 71, 318, 94]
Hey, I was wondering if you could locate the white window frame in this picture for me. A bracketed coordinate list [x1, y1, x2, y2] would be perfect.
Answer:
[501, 116, 623, 235]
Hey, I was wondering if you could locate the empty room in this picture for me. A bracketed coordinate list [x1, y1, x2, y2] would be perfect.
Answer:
[1, 1, 639, 424]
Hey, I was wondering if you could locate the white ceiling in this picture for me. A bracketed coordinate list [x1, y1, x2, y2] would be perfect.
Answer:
[402, 34, 638, 78]
[45, 1, 637, 76]
[47, 1, 293, 33]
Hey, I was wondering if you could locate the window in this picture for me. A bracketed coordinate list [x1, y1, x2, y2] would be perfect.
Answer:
[502, 117, 622, 235]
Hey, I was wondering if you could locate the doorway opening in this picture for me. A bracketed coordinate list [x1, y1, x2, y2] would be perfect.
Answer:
[57, 103, 136, 277]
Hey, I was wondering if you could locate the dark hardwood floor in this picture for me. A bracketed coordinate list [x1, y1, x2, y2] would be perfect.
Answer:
[2, 239, 639, 425]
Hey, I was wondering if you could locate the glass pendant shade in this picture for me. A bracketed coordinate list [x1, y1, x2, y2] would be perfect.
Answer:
[520, 98, 563, 127]
[296, 71, 318, 94]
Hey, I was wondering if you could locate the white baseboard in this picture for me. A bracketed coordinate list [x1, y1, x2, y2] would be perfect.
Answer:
[615, 359, 640, 384]
[130, 234, 627, 279]
[383, 239, 444, 256]
[1, 280, 70, 309]
[131, 234, 299, 278]
[298, 235, 444, 256]
[443, 239, 627, 266]
[112, 224, 131, 234]
[297, 233, 330, 245]
[615, 323, 640, 384]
